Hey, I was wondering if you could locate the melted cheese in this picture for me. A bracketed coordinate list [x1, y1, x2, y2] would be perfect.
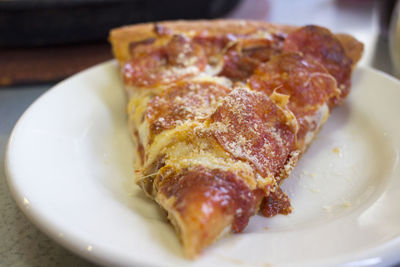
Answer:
[303, 103, 329, 149]
[127, 74, 261, 189]
[124, 31, 333, 207]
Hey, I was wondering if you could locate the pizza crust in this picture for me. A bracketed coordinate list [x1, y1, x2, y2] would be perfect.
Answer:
[110, 19, 362, 67]
[109, 19, 296, 63]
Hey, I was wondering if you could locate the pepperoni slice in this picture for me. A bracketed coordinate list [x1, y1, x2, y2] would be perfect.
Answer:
[129, 38, 156, 57]
[192, 35, 232, 65]
[123, 35, 207, 87]
[219, 38, 283, 81]
[250, 52, 338, 147]
[157, 166, 264, 233]
[211, 87, 296, 178]
[146, 81, 231, 136]
[283, 25, 352, 105]
[261, 184, 292, 217]
[335, 33, 364, 65]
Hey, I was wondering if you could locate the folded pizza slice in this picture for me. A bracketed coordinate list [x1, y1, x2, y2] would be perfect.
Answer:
[109, 20, 363, 258]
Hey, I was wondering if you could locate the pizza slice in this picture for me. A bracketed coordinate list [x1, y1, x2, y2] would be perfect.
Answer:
[109, 20, 363, 258]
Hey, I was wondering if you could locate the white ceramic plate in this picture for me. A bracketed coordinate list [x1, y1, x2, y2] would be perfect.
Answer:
[5, 61, 400, 267]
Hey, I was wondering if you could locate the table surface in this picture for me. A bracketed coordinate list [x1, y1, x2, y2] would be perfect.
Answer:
[1, 0, 398, 266]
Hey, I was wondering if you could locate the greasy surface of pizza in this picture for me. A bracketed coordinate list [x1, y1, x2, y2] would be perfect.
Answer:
[109, 19, 363, 258]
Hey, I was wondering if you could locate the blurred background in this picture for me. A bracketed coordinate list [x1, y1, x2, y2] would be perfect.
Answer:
[0, 0, 398, 86]
[0, 0, 399, 266]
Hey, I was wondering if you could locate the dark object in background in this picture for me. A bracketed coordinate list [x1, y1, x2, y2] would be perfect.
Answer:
[0, 0, 240, 47]
[378, 0, 397, 38]
[0, 43, 112, 86]
[0, 0, 240, 86]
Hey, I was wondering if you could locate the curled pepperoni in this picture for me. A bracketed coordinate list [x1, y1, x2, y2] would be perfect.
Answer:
[129, 38, 156, 57]
[157, 166, 263, 233]
[250, 52, 338, 147]
[211, 87, 296, 178]
[146, 81, 231, 136]
[335, 33, 364, 65]
[261, 185, 292, 217]
[123, 35, 207, 87]
[192, 35, 232, 65]
[219, 38, 283, 81]
[283, 25, 352, 105]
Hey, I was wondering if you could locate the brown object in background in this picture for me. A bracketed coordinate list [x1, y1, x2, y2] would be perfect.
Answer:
[0, 43, 112, 86]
